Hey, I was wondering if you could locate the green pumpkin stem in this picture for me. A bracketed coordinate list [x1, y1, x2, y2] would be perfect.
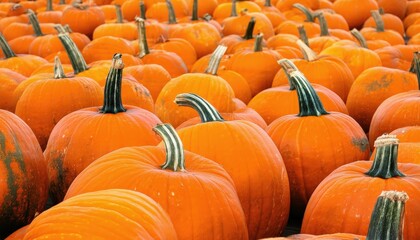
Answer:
[278, 59, 329, 116]
[191, 0, 198, 21]
[0, 33, 17, 58]
[231, 0, 238, 17]
[153, 123, 186, 172]
[366, 134, 405, 178]
[100, 53, 126, 114]
[254, 33, 264, 52]
[115, 5, 124, 23]
[27, 9, 44, 37]
[298, 25, 309, 47]
[136, 17, 150, 58]
[351, 28, 368, 48]
[264, 0, 272, 7]
[408, 51, 420, 88]
[46, 0, 53, 11]
[293, 3, 315, 22]
[205, 45, 227, 75]
[378, 8, 385, 15]
[371, 10, 385, 32]
[54, 56, 66, 79]
[243, 17, 256, 40]
[297, 39, 317, 62]
[54, 24, 66, 34]
[175, 93, 224, 122]
[58, 33, 89, 74]
[166, 0, 177, 24]
[140, 0, 146, 19]
[278, 59, 298, 90]
[366, 191, 408, 240]
[314, 12, 329, 36]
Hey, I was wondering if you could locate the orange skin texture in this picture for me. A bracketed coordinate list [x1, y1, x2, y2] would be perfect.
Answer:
[403, 12, 420, 30]
[64, 146, 249, 240]
[378, 0, 407, 19]
[248, 84, 349, 125]
[263, 233, 365, 239]
[144, 0, 189, 22]
[320, 41, 382, 79]
[120, 77, 155, 113]
[60, 4, 105, 39]
[369, 90, 420, 150]
[141, 49, 188, 78]
[0, 54, 48, 77]
[82, 36, 135, 64]
[301, 161, 420, 239]
[222, 12, 275, 41]
[5, 225, 28, 240]
[176, 120, 290, 239]
[363, 13, 405, 36]
[266, 113, 370, 217]
[0, 68, 25, 112]
[14, 76, 103, 150]
[212, 1, 262, 23]
[374, 46, 409, 70]
[275, 0, 319, 11]
[186, 0, 218, 18]
[346, 67, 418, 133]
[275, 20, 321, 38]
[92, 22, 138, 41]
[271, 55, 355, 102]
[333, 0, 378, 29]
[0, 109, 48, 239]
[155, 73, 236, 128]
[24, 189, 178, 240]
[217, 69, 253, 104]
[360, 27, 405, 46]
[44, 105, 162, 203]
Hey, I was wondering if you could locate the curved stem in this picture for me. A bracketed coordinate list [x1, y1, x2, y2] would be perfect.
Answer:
[371, 10, 385, 32]
[298, 25, 309, 46]
[58, 33, 89, 74]
[59, 0, 66, 4]
[64, 25, 73, 33]
[366, 134, 405, 178]
[409, 52, 420, 88]
[136, 17, 150, 58]
[0, 33, 17, 58]
[378, 8, 385, 15]
[153, 123, 186, 172]
[115, 5, 124, 23]
[231, 0, 238, 17]
[54, 24, 66, 34]
[264, 0, 271, 7]
[191, 0, 198, 21]
[297, 39, 317, 62]
[278, 59, 297, 90]
[27, 9, 44, 37]
[351, 28, 368, 48]
[204, 45, 227, 75]
[253, 33, 264, 52]
[46, 0, 53, 11]
[166, 0, 177, 24]
[243, 17, 256, 40]
[314, 12, 329, 36]
[293, 3, 314, 22]
[366, 191, 408, 240]
[54, 56, 66, 79]
[140, 0, 146, 19]
[175, 93, 224, 122]
[100, 53, 126, 114]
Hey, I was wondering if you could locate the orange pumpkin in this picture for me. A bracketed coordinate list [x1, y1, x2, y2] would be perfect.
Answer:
[332, 0, 378, 29]
[0, 68, 26, 112]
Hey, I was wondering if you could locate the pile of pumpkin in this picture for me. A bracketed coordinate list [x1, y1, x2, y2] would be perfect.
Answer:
[0, 0, 419, 239]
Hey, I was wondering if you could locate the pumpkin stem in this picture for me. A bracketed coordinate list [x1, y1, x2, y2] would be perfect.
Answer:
[153, 123, 186, 172]
[371, 10, 385, 32]
[54, 24, 66, 34]
[230, 0, 238, 17]
[175, 93, 224, 122]
[191, 0, 198, 21]
[54, 56, 66, 79]
[298, 25, 309, 46]
[253, 33, 264, 52]
[100, 53, 126, 114]
[293, 3, 314, 22]
[27, 9, 44, 37]
[0, 33, 17, 58]
[204, 45, 227, 75]
[408, 51, 420, 89]
[202, 13, 213, 22]
[115, 5, 124, 24]
[378, 8, 385, 15]
[139, 0, 146, 19]
[46, 0, 53, 11]
[243, 17, 256, 40]
[366, 191, 408, 240]
[136, 17, 150, 58]
[314, 12, 329, 36]
[166, 0, 177, 24]
[366, 134, 405, 178]
[58, 33, 89, 74]
[59, 0, 66, 4]
[264, 0, 272, 7]
[297, 39, 317, 62]
[351, 28, 368, 48]
[278, 59, 297, 90]
[64, 25, 73, 33]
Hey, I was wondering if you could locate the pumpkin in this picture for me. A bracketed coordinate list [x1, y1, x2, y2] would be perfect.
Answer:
[363, 8, 405, 37]
[360, 10, 405, 46]
[332, 0, 379, 29]
[82, 36, 136, 64]
[266, 67, 370, 217]
[5, 225, 28, 240]
[8, 10, 44, 55]
[44, 54, 162, 203]
[173, 93, 290, 239]
[0, 109, 48, 239]
[0, 68, 26, 112]
[14, 57, 103, 150]
[65, 123, 249, 240]
[219, 16, 260, 54]
[377, 0, 407, 19]
[36, 0, 63, 24]
[301, 135, 420, 240]
[213, 0, 262, 24]
[23, 189, 178, 240]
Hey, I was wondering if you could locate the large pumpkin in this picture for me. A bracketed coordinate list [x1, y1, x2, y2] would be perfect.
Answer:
[266, 67, 370, 217]
[65, 123, 249, 240]
[0, 109, 48, 239]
